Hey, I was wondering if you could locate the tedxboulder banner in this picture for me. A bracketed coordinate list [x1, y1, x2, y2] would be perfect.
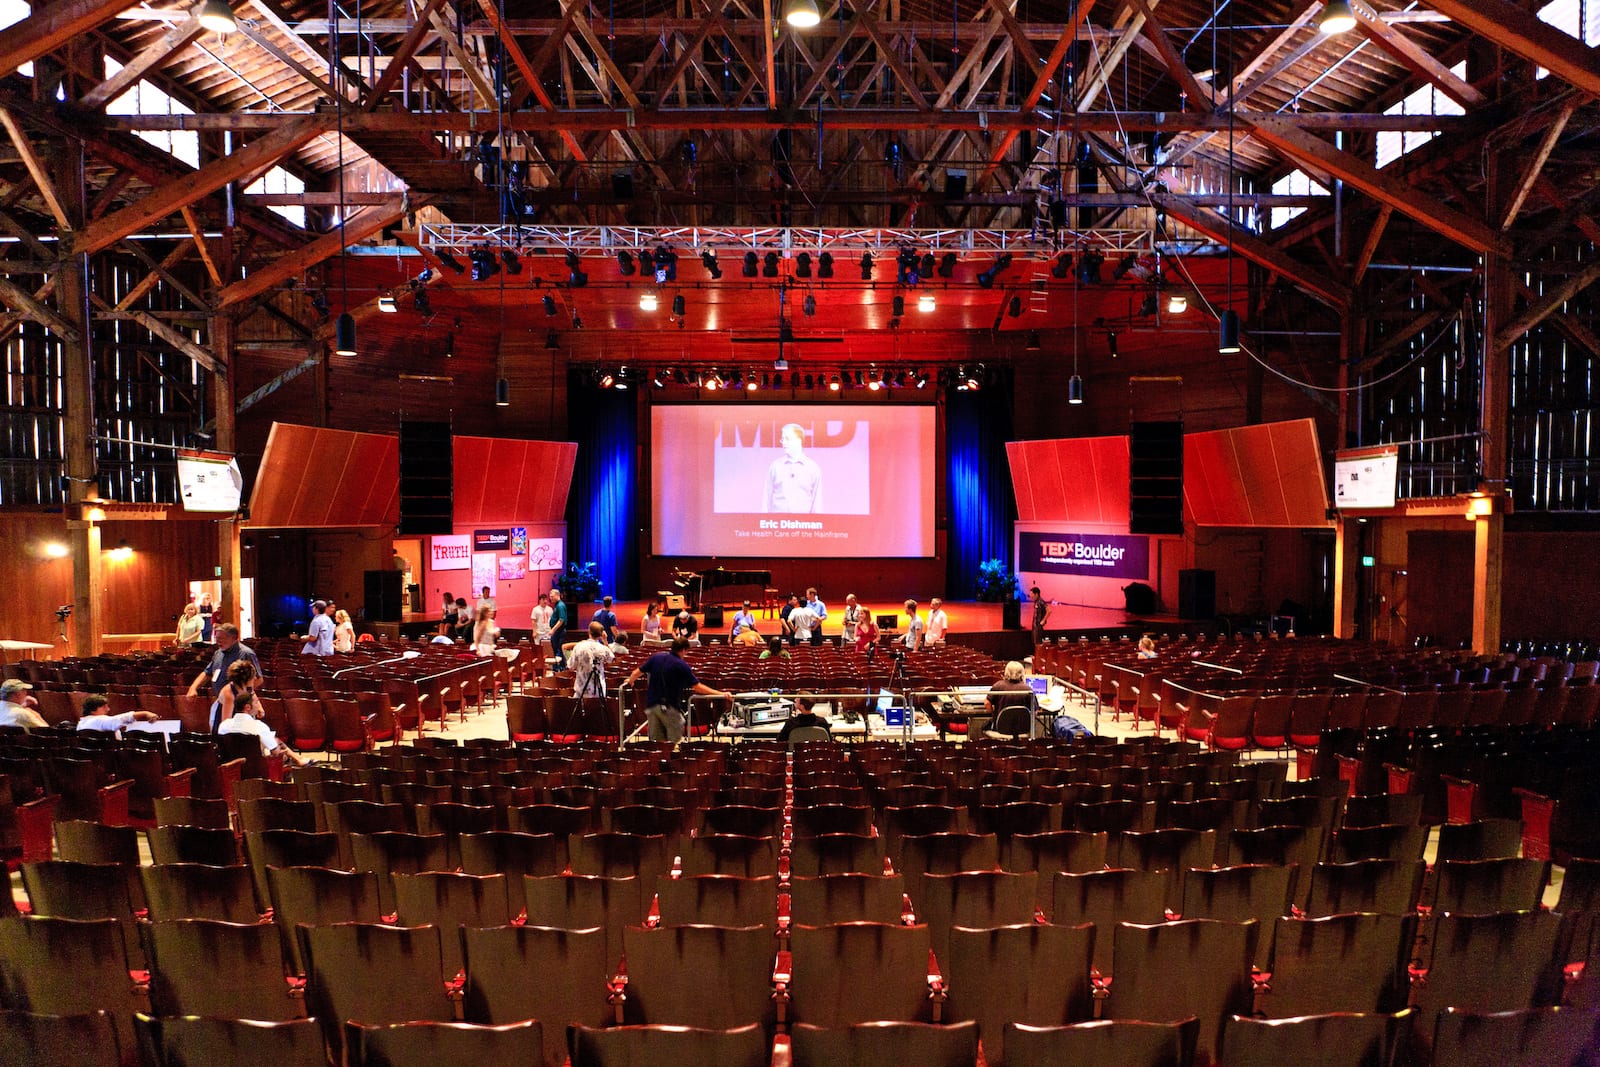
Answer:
[1019, 531, 1150, 580]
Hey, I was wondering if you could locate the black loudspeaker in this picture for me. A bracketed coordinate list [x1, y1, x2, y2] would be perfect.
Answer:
[1179, 569, 1216, 620]
[1123, 582, 1156, 615]
[365, 570, 404, 622]
[399, 421, 453, 535]
[612, 171, 634, 200]
[703, 604, 725, 628]
[1129, 420, 1184, 535]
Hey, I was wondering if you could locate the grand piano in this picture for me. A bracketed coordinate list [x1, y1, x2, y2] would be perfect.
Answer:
[674, 567, 772, 611]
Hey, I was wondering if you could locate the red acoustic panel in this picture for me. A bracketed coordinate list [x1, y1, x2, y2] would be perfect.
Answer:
[1007, 435, 1130, 525]
[452, 436, 578, 525]
[248, 423, 401, 529]
[1184, 419, 1330, 528]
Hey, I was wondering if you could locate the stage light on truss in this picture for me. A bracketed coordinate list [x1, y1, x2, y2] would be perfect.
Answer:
[915, 370, 929, 388]
[335, 313, 356, 356]
[859, 252, 873, 280]
[795, 252, 812, 278]
[891, 295, 905, 317]
[700, 249, 722, 278]
[743, 252, 759, 278]
[803, 294, 816, 317]
[763, 252, 780, 278]
[1167, 292, 1188, 314]
[818, 252, 834, 278]
[599, 370, 616, 388]
[436, 251, 465, 275]
[616, 250, 637, 275]
[937, 252, 958, 278]
[828, 373, 840, 391]
[543, 294, 557, 316]
[1050, 252, 1072, 279]
[672, 294, 686, 317]
[501, 250, 521, 275]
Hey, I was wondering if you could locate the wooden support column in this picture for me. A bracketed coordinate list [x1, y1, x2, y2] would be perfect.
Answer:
[1473, 149, 1513, 655]
[1332, 304, 1361, 640]
[211, 311, 242, 634]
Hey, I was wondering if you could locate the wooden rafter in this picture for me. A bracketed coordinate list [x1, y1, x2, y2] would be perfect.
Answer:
[1353, 7, 1484, 110]
[0, 108, 71, 231]
[1500, 103, 1577, 230]
[1125, 0, 1212, 109]
[75, 116, 329, 256]
[216, 198, 417, 309]
[1424, 0, 1600, 96]
[0, 274, 77, 337]
[360, 0, 450, 113]
[178, 207, 223, 289]
[0, 0, 146, 76]
[97, 303, 223, 376]
[81, 17, 205, 110]
[113, 237, 196, 311]
[1352, 204, 1392, 286]
[1156, 192, 1351, 308]
[1495, 258, 1600, 348]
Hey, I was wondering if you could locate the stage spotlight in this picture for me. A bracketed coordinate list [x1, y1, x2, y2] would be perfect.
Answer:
[828, 373, 840, 391]
[571, 312, 583, 329]
[1008, 296, 1023, 317]
[921, 253, 936, 279]
[565, 251, 580, 270]
[818, 252, 834, 278]
[803, 294, 816, 317]
[1026, 331, 1041, 350]
[743, 252, 759, 278]
[892, 295, 905, 317]
[859, 253, 874, 280]
[543, 294, 557, 316]
[569, 261, 589, 288]
[1167, 292, 1188, 314]
[614, 368, 631, 390]
[964, 366, 982, 390]
[639, 291, 658, 312]
[436, 251, 465, 275]
[652, 369, 665, 388]
[545, 329, 560, 350]
[772, 372, 783, 387]
[937, 252, 957, 278]
[469, 249, 499, 281]
[795, 252, 812, 278]
[1112, 253, 1137, 281]
[653, 246, 677, 283]
[763, 252, 780, 278]
[1077, 250, 1104, 285]
[896, 248, 920, 286]
[704, 370, 721, 391]
[915, 370, 929, 388]
[918, 294, 935, 312]
[868, 369, 882, 391]
[1138, 292, 1159, 317]
[412, 288, 431, 316]
[616, 250, 636, 275]
[976, 252, 1013, 289]
[599, 370, 616, 388]
[1050, 252, 1072, 279]
[1319, 0, 1355, 35]
[755, 373, 766, 391]
[672, 294, 686, 317]
[701, 249, 722, 278]
[1219, 309, 1241, 353]
[854, 370, 864, 387]
[895, 370, 907, 388]
[805, 374, 815, 388]
[377, 295, 398, 313]
[674, 369, 689, 385]
[501, 250, 521, 275]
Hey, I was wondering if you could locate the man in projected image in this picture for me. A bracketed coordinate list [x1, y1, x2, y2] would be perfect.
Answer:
[762, 422, 823, 513]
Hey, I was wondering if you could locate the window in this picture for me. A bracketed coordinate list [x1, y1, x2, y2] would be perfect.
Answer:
[1269, 169, 1329, 230]
[1535, 0, 1600, 77]
[0, 0, 32, 75]
[1376, 62, 1466, 168]
[243, 166, 307, 228]
[103, 58, 200, 168]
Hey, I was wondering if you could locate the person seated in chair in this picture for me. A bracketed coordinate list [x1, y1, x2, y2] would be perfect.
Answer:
[777, 693, 831, 744]
[981, 660, 1034, 738]
[76, 693, 159, 733]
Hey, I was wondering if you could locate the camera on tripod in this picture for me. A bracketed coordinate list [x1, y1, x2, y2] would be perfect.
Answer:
[54, 605, 72, 622]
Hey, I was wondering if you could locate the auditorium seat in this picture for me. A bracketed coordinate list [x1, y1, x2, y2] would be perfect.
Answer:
[788, 1020, 980, 1067]
[895, 832, 1000, 882]
[788, 873, 906, 926]
[1225, 825, 1324, 909]
[0, 916, 145, 1066]
[522, 873, 645, 967]
[913, 871, 1037, 962]
[1330, 822, 1428, 864]
[1049, 870, 1168, 971]
[1436, 818, 1523, 862]
[1429, 1005, 1595, 1067]
[461, 924, 610, 1066]
[299, 922, 456, 1062]
[392, 871, 512, 975]
[0, 1009, 123, 1067]
[514, 802, 599, 836]
[1428, 857, 1549, 914]
[350, 831, 451, 913]
[147, 823, 241, 867]
[618, 924, 777, 1030]
[569, 1022, 770, 1067]
[1219, 1009, 1411, 1067]
[792, 803, 874, 838]
[1264, 913, 1416, 1018]
[1112, 828, 1215, 906]
[1180, 864, 1294, 968]
[1304, 859, 1426, 918]
[142, 917, 302, 1020]
[152, 795, 231, 830]
[787, 923, 945, 1026]
[139, 864, 261, 923]
[568, 832, 674, 888]
[458, 831, 566, 915]
[679, 833, 777, 877]
[1104, 919, 1257, 1066]
[239, 797, 321, 835]
[697, 804, 782, 839]
[653, 874, 776, 928]
[1002, 1018, 1199, 1067]
[346, 1019, 544, 1067]
[244, 829, 342, 906]
[266, 867, 383, 973]
[790, 833, 885, 877]
[943, 923, 1094, 1067]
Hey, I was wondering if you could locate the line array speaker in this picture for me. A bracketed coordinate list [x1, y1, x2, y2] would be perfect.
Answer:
[1129, 419, 1184, 536]
[399, 420, 454, 536]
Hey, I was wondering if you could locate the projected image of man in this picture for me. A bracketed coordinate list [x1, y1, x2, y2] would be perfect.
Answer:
[763, 422, 822, 513]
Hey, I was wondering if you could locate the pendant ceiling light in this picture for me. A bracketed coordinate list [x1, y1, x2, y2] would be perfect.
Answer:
[785, 0, 821, 28]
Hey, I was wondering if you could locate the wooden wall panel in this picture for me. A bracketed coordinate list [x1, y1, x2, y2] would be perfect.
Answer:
[453, 436, 578, 525]
[247, 423, 401, 528]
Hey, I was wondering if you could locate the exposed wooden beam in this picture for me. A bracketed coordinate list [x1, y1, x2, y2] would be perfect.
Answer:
[1353, 7, 1485, 109]
[1423, 0, 1600, 96]
[1495, 258, 1600, 348]
[1219, 1, 1319, 107]
[426, 6, 497, 106]
[74, 116, 328, 255]
[178, 206, 223, 289]
[1248, 116, 1506, 255]
[359, 0, 450, 112]
[1500, 102, 1576, 230]
[100, 305, 223, 375]
[472, 0, 584, 159]
[0, 0, 145, 76]
[0, 274, 76, 337]
[80, 17, 204, 110]
[1156, 193, 1351, 308]
[216, 198, 415, 308]
[234, 20, 343, 101]
[113, 236, 195, 311]
[1125, 0, 1212, 108]
[0, 108, 70, 230]
[760, 0, 777, 109]
[1079, 5, 1150, 111]
[1352, 204, 1392, 286]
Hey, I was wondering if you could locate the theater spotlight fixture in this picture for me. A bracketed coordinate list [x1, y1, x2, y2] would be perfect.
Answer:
[335, 313, 356, 357]
[976, 253, 1013, 289]
[701, 249, 722, 278]
[918, 294, 936, 313]
[542, 294, 557, 316]
[915, 370, 930, 388]
[501, 250, 522, 275]
[377, 295, 398, 313]
[599, 370, 616, 388]
[859, 253, 874, 281]
[795, 252, 812, 278]
[1219, 309, 1241, 354]
[763, 252, 780, 278]
[197, 0, 239, 35]
[1077, 250, 1104, 286]
[828, 373, 841, 391]
[1112, 253, 1137, 281]
[614, 368, 631, 390]
[565, 251, 588, 287]
[435, 251, 465, 275]
[937, 252, 958, 278]
[469, 249, 499, 281]
[1008, 296, 1023, 318]
[1050, 253, 1072, 279]
[743, 252, 759, 278]
[892, 296, 905, 318]
[818, 252, 834, 278]
[748, 373, 760, 391]
[616, 250, 637, 275]
[652, 369, 666, 388]
[672, 294, 686, 317]
[639, 291, 659, 312]
[920, 253, 937, 279]
[653, 246, 677, 283]
[803, 294, 817, 317]
[1167, 292, 1189, 314]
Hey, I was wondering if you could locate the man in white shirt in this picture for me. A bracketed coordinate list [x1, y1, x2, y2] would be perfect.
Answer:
[570, 621, 615, 698]
[76, 694, 158, 733]
[925, 598, 948, 645]
[475, 586, 497, 619]
[901, 599, 925, 650]
[0, 680, 47, 729]
[788, 601, 819, 644]
[531, 592, 554, 650]
[301, 600, 335, 656]
[804, 587, 828, 645]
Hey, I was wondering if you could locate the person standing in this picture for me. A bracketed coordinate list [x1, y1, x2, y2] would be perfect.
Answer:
[472, 604, 501, 657]
[197, 592, 215, 642]
[441, 592, 459, 637]
[804, 587, 828, 645]
[187, 624, 262, 698]
[592, 596, 619, 642]
[333, 609, 355, 653]
[779, 593, 799, 643]
[901, 599, 925, 651]
[570, 621, 615, 698]
[840, 594, 861, 645]
[1030, 587, 1049, 648]
[640, 600, 665, 646]
[532, 592, 554, 655]
[672, 610, 700, 645]
[453, 598, 473, 642]
[730, 600, 758, 641]
[853, 613, 879, 654]
[549, 590, 570, 669]
[788, 599, 819, 645]
[926, 598, 949, 646]
[175, 603, 204, 647]
[301, 600, 335, 656]
[475, 586, 497, 619]
[0, 680, 46, 729]
[621, 637, 728, 743]
[211, 659, 308, 766]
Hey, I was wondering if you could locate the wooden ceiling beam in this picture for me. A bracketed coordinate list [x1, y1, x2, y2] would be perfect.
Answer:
[113, 236, 195, 311]
[0, 0, 146, 76]
[1353, 6, 1485, 109]
[216, 197, 416, 309]
[1079, 2, 1149, 111]
[75, 116, 329, 255]
[1125, 0, 1212, 109]
[81, 17, 204, 110]
[359, 0, 450, 113]
[1500, 102, 1576, 229]
[0, 108, 71, 231]
[1219, 1, 1319, 108]
[1495, 257, 1600, 348]
[1352, 204, 1392, 286]
[1155, 193, 1351, 308]
[98, 303, 223, 375]
[1248, 115, 1506, 256]
[0, 274, 75, 337]
[1423, 0, 1600, 96]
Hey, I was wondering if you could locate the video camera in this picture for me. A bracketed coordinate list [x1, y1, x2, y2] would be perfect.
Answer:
[54, 605, 72, 621]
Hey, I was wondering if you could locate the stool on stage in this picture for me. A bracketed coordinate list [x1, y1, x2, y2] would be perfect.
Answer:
[762, 588, 780, 619]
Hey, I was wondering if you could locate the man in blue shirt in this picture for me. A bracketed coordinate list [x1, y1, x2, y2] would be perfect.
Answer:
[185, 624, 262, 697]
[301, 600, 335, 656]
[621, 638, 728, 742]
[592, 595, 619, 642]
[804, 587, 828, 645]
[730, 600, 758, 640]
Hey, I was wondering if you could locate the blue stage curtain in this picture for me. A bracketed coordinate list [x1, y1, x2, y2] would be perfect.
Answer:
[566, 382, 639, 600]
[946, 380, 1017, 598]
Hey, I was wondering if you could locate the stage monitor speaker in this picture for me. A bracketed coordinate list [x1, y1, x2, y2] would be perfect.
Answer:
[399, 420, 453, 535]
[703, 604, 725, 628]
[1129, 419, 1184, 535]
[1178, 568, 1216, 620]
[365, 569, 404, 622]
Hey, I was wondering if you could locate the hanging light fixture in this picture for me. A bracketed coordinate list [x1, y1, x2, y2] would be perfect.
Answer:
[1108, 332, 1119, 358]
[495, 378, 510, 406]
[196, 0, 238, 34]
[1167, 292, 1188, 314]
[1219, 310, 1241, 353]
[1318, 0, 1355, 34]
[785, 0, 821, 28]
[335, 313, 356, 356]
[1068, 374, 1084, 404]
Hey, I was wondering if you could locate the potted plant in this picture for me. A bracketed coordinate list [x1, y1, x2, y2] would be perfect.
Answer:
[558, 561, 603, 606]
[975, 558, 1024, 629]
